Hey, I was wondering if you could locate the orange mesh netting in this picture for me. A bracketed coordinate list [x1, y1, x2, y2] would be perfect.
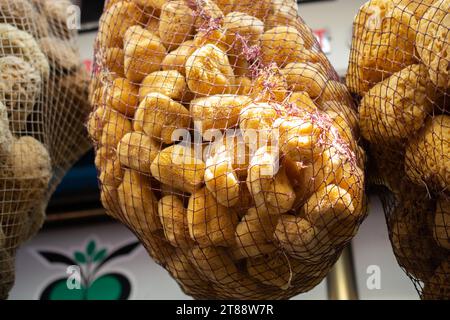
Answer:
[0, 0, 91, 299]
[347, 0, 449, 300]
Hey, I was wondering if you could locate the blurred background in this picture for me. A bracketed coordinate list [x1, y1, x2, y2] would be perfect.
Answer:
[9, 0, 420, 300]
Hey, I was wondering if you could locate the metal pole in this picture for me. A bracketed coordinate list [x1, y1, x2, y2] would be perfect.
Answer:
[327, 244, 359, 300]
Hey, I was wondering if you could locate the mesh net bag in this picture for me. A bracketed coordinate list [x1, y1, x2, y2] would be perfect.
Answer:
[0, 0, 92, 299]
[347, 0, 449, 299]
[90, 0, 367, 299]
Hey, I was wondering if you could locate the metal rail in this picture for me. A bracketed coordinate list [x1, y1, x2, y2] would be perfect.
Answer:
[327, 244, 359, 300]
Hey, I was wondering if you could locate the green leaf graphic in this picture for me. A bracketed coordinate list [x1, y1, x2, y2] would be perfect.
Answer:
[93, 249, 107, 262]
[74, 251, 87, 264]
[86, 241, 96, 257]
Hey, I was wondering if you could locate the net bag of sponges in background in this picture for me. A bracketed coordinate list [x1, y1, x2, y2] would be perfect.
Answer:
[89, 0, 366, 299]
[0, 0, 92, 299]
[347, 0, 449, 299]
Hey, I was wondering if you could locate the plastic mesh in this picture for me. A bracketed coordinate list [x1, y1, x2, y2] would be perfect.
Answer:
[347, 0, 449, 300]
[90, 0, 366, 299]
[0, 0, 91, 299]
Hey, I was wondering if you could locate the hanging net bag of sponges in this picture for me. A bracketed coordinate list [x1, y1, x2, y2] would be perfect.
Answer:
[347, 0, 449, 299]
[0, 0, 92, 299]
[90, 0, 366, 299]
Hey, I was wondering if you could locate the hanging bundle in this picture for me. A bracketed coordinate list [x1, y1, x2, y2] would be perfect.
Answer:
[0, 0, 92, 299]
[90, 0, 366, 299]
[347, 0, 449, 299]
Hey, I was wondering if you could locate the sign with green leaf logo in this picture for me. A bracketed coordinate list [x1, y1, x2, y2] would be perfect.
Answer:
[38, 240, 140, 300]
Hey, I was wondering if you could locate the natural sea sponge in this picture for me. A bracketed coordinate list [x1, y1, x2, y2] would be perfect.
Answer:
[405, 115, 450, 192]
[415, 0, 449, 89]
[303, 184, 357, 242]
[433, 197, 450, 250]
[144, 9, 161, 36]
[0, 0, 48, 39]
[322, 101, 358, 135]
[249, 66, 289, 103]
[106, 77, 139, 117]
[232, 0, 271, 20]
[134, 92, 190, 144]
[281, 62, 328, 99]
[99, 157, 123, 189]
[150, 144, 205, 193]
[87, 106, 108, 143]
[211, 0, 235, 15]
[247, 146, 296, 215]
[207, 131, 250, 180]
[133, 0, 167, 11]
[117, 169, 162, 235]
[317, 80, 353, 108]
[246, 252, 294, 289]
[159, 1, 195, 51]
[37, 0, 74, 39]
[290, 146, 344, 205]
[260, 26, 306, 67]
[239, 102, 286, 149]
[100, 184, 122, 220]
[193, 29, 229, 53]
[191, 0, 224, 31]
[234, 207, 278, 259]
[139, 70, 186, 101]
[95, 146, 116, 171]
[325, 110, 357, 151]
[187, 187, 239, 247]
[275, 116, 329, 164]
[347, 0, 418, 95]
[264, 0, 316, 49]
[165, 250, 214, 297]
[185, 44, 235, 95]
[117, 131, 161, 174]
[100, 109, 133, 147]
[392, 0, 436, 19]
[7, 136, 51, 191]
[0, 56, 42, 131]
[190, 94, 251, 135]
[0, 243, 14, 299]
[188, 246, 239, 285]
[0, 102, 13, 156]
[422, 259, 450, 300]
[158, 195, 193, 248]
[0, 137, 52, 218]
[162, 40, 196, 76]
[38, 37, 80, 73]
[359, 64, 434, 143]
[389, 197, 440, 282]
[288, 92, 318, 114]
[223, 12, 264, 54]
[123, 25, 167, 83]
[233, 76, 252, 95]
[98, 1, 145, 48]
[274, 215, 333, 263]
[103, 47, 126, 78]
[0, 23, 49, 77]
[204, 144, 240, 207]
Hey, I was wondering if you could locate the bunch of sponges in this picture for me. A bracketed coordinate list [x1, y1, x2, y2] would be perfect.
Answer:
[347, 0, 449, 299]
[90, 0, 366, 299]
[0, 0, 92, 299]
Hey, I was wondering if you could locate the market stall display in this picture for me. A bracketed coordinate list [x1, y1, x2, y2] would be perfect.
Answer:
[90, 0, 367, 300]
[0, 0, 91, 299]
[347, 0, 449, 299]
